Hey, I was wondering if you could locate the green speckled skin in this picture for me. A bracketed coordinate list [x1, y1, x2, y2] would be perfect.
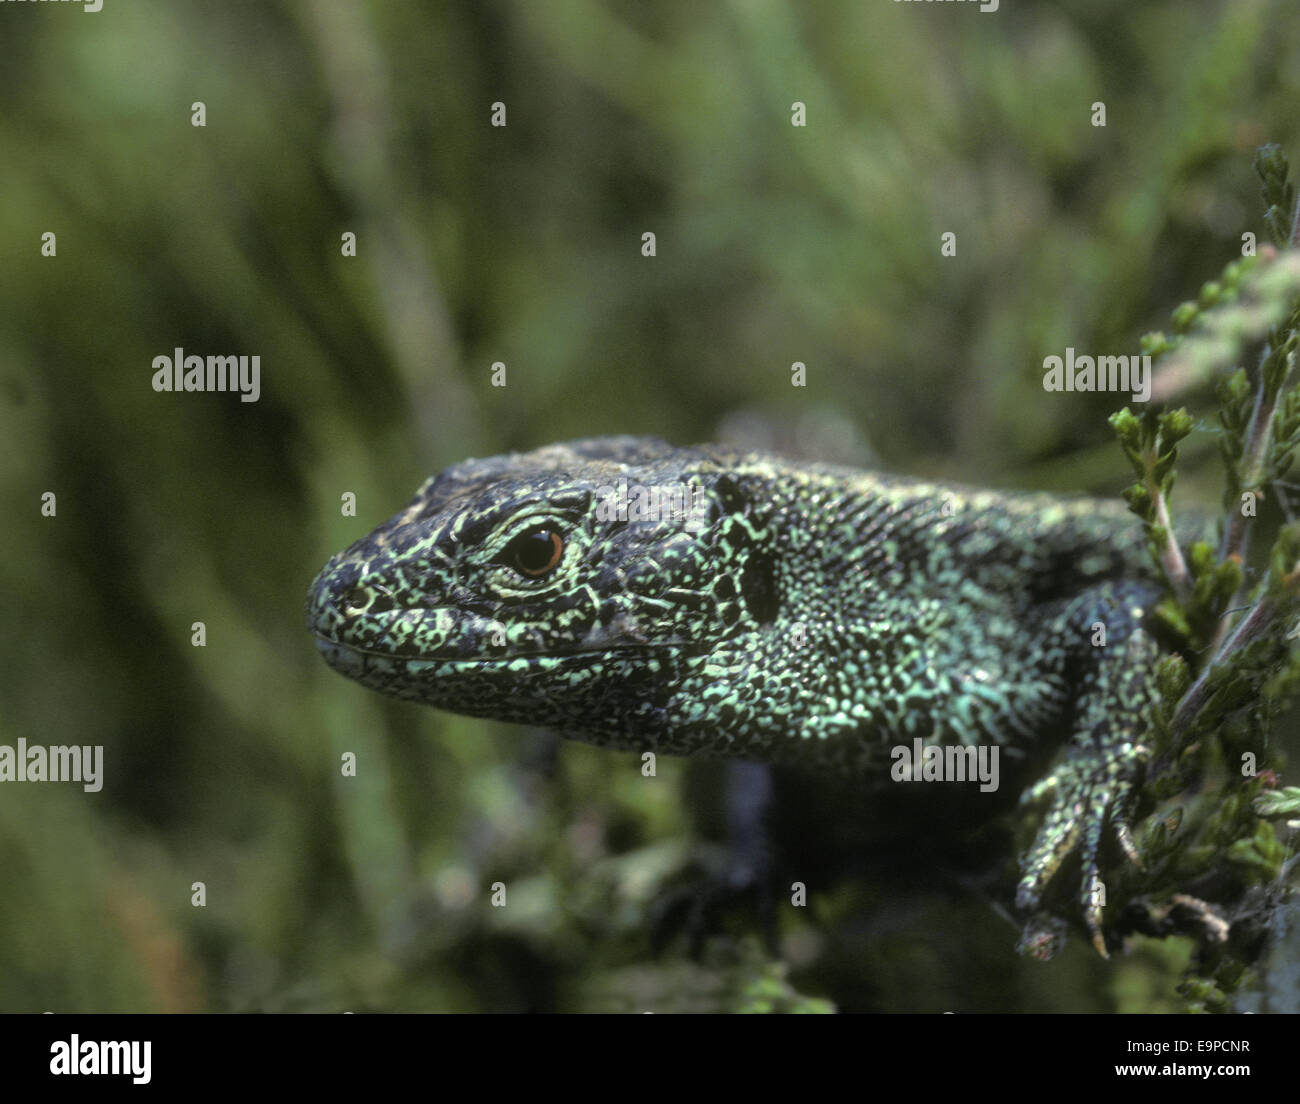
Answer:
[308, 436, 1165, 952]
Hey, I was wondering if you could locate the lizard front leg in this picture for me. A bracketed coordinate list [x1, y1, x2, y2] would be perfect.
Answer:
[1015, 580, 1164, 956]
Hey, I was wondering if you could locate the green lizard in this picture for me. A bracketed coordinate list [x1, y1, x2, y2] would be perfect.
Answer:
[307, 436, 1169, 955]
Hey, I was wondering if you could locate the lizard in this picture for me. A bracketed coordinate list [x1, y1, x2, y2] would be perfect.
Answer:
[306, 435, 1171, 956]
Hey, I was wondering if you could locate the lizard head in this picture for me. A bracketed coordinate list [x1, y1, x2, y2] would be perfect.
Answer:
[307, 437, 779, 743]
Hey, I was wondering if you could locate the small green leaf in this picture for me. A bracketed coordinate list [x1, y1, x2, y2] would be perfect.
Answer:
[1254, 787, 1300, 817]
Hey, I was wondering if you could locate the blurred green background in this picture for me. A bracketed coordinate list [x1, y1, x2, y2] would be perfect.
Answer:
[2, 0, 1298, 1012]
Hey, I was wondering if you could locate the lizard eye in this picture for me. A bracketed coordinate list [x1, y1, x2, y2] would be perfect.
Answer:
[503, 526, 564, 578]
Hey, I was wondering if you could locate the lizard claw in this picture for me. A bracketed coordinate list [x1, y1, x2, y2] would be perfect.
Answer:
[1115, 820, 1144, 870]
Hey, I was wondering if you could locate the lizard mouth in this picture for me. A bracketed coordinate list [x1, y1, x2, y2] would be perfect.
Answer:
[310, 627, 669, 719]
[309, 596, 682, 666]
[311, 625, 678, 665]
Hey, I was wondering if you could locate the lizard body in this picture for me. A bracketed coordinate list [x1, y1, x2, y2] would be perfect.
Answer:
[308, 436, 1167, 951]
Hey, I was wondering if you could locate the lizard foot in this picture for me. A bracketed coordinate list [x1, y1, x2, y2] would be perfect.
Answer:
[1014, 741, 1147, 957]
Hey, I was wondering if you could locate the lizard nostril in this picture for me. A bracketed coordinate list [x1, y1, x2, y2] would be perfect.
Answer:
[342, 584, 395, 616]
[341, 585, 368, 615]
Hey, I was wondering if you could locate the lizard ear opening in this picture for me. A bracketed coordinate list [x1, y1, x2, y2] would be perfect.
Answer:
[713, 473, 747, 517]
[740, 549, 778, 627]
[709, 473, 777, 626]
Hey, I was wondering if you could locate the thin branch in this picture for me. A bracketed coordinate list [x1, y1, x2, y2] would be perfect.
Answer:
[1168, 589, 1279, 747]
[1168, 553, 1300, 752]
[1150, 475, 1192, 603]
[1218, 349, 1281, 568]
